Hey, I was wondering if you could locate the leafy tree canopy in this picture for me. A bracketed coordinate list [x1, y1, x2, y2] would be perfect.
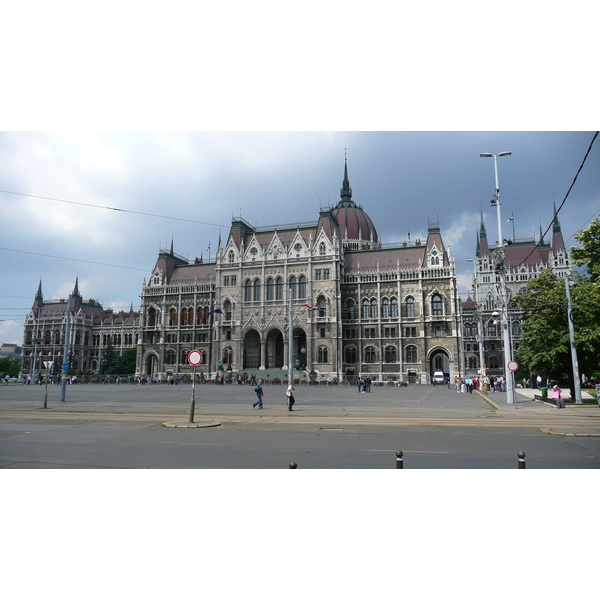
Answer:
[571, 218, 600, 282]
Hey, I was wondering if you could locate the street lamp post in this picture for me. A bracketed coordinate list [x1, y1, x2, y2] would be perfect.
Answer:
[226, 347, 232, 371]
[466, 259, 486, 382]
[480, 151, 515, 404]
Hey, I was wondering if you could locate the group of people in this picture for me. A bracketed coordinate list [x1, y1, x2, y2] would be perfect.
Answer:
[452, 375, 506, 394]
[252, 380, 296, 411]
[356, 376, 372, 393]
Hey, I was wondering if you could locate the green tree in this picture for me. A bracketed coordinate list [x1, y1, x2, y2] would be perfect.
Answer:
[99, 342, 121, 375]
[0, 356, 20, 378]
[571, 218, 600, 281]
[513, 270, 600, 396]
[121, 348, 137, 374]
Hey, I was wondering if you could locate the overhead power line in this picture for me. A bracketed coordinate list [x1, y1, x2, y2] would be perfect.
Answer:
[514, 131, 598, 269]
[0, 247, 148, 272]
[0, 189, 230, 229]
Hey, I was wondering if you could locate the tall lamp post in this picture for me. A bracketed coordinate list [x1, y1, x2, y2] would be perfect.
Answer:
[480, 151, 514, 404]
[466, 259, 486, 382]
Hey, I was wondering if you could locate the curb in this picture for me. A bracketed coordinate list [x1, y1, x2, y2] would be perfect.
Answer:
[161, 421, 221, 428]
[539, 428, 600, 437]
[475, 390, 500, 410]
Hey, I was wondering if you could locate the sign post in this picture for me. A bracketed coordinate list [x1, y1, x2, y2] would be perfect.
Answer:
[188, 350, 203, 423]
[43, 360, 54, 409]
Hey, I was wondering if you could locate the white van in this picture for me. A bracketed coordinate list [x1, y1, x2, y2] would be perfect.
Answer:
[432, 371, 445, 384]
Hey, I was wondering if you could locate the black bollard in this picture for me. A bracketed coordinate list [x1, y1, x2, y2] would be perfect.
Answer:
[396, 451, 403, 469]
[289, 462, 297, 469]
[517, 451, 526, 469]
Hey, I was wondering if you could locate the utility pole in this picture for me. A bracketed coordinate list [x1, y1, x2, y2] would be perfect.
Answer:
[60, 294, 72, 403]
[565, 277, 583, 404]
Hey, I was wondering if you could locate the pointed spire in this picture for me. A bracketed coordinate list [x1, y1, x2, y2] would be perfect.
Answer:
[553, 201, 561, 232]
[130, 302, 134, 313]
[170, 236, 174, 255]
[479, 208, 487, 238]
[35, 279, 43, 300]
[339, 150, 354, 206]
[73, 276, 80, 297]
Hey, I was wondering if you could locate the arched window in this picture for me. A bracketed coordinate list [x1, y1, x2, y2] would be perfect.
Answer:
[432, 294, 443, 316]
[253, 279, 261, 302]
[319, 242, 326, 256]
[381, 298, 389, 319]
[196, 307, 202, 325]
[289, 276, 297, 299]
[468, 356, 479, 369]
[346, 299, 355, 320]
[384, 346, 397, 363]
[266, 277, 275, 300]
[345, 346, 357, 363]
[169, 308, 177, 326]
[365, 347, 377, 364]
[298, 275, 307, 298]
[317, 296, 327, 317]
[165, 350, 176, 365]
[180, 349, 189, 364]
[75, 331, 81, 345]
[55, 331, 61, 344]
[405, 297, 415, 318]
[512, 321, 521, 336]
[181, 307, 188, 326]
[203, 307, 209, 324]
[405, 345, 418, 363]
[245, 279, 253, 302]
[84, 331, 90, 345]
[362, 299, 370, 319]
[371, 299, 378, 319]
[228, 251, 235, 263]
[147, 307, 157, 327]
[44, 330, 51, 344]
[390, 297, 398, 318]
[223, 300, 232, 321]
[317, 346, 329, 363]
[430, 251, 440, 266]
[487, 321, 497, 337]
[488, 355, 499, 369]
[276, 277, 283, 300]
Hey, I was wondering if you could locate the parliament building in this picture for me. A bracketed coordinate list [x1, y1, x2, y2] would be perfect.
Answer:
[136, 160, 461, 383]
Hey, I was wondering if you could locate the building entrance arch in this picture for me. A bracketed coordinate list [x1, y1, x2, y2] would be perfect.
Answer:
[429, 348, 450, 379]
[265, 329, 284, 369]
[145, 353, 159, 377]
[243, 329, 261, 369]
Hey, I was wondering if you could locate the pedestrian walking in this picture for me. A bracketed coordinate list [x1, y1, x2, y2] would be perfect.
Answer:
[286, 381, 295, 411]
[552, 384, 564, 408]
[364, 376, 371, 393]
[253, 379, 264, 409]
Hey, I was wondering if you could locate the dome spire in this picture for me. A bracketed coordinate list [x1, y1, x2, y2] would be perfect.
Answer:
[339, 150, 354, 206]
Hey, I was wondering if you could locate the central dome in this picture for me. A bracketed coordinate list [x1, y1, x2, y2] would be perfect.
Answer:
[331, 158, 380, 249]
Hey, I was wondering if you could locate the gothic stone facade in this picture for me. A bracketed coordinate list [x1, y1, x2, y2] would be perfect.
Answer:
[137, 162, 461, 383]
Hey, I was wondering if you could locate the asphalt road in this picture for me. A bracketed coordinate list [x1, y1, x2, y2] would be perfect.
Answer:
[1, 382, 599, 468]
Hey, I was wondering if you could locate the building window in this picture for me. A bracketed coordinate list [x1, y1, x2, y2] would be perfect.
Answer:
[405, 297, 415, 318]
[165, 350, 176, 365]
[364, 347, 377, 363]
[362, 299, 370, 319]
[315, 269, 322, 281]
[345, 346, 357, 363]
[384, 327, 396, 338]
[487, 321, 497, 337]
[267, 277, 275, 300]
[390, 298, 398, 318]
[384, 346, 397, 363]
[405, 326, 416, 337]
[511, 321, 521, 336]
[245, 280, 253, 302]
[405, 345, 418, 363]
[147, 307, 157, 327]
[323, 269, 330, 280]
[253, 279, 261, 302]
[317, 346, 329, 363]
[228, 251, 235, 263]
[223, 276, 230, 287]
[276, 277, 283, 300]
[370, 299, 378, 319]
[231, 276, 237, 286]
[433, 324, 442, 337]
[364, 328, 376, 338]
[346, 299, 355, 319]
[430, 251, 440, 266]
[320, 327, 326, 338]
[468, 356, 479, 369]
[488, 355, 499, 369]
[319, 242, 326, 256]
[289, 276, 297, 299]
[432, 294, 443, 316]
[298, 275, 307, 299]
[381, 298, 389, 318]
[169, 308, 177, 326]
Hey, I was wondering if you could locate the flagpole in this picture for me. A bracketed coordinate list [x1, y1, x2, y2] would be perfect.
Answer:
[512, 214, 515, 241]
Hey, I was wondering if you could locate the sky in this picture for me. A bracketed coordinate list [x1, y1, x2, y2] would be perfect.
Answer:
[0, 131, 598, 345]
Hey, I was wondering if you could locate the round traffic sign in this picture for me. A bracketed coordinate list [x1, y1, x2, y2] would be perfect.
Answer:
[188, 350, 203, 366]
[507, 360, 519, 372]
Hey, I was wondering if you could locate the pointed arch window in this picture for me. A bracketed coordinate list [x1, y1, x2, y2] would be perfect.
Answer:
[431, 251, 440, 266]
[148, 307, 157, 327]
[405, 297, 415, 318]
[245, 280, 253, 302]
[487, 320, 497, 337]
[362, 299, 370, 319]
[169, 308, 177, 326]
[345, 346, 357, 364]
[384, 346, 397, 363]
[228, 251, 235, 264]
[276, 277, 283, 300]
[390, 297, 398, 318]
[266, 277, 275, 300]
[346, 299, 355, 320]
[364, 347, 377, 364]
[488, 355, 499, 369]
[370, 299, 378, 319]
[381, 298, 389, 318]
[432, 294, 443, 316]
[253, 279, 261, 302]
[298, 275, 307, 299]
[319, 242, 326, 256]
[317, 296, 327, 318]
[289, 276, 297, 299]
[405, 345, 418, 363]
[317, 346, 329, 363]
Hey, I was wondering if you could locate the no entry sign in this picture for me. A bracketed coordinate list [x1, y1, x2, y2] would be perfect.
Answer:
[188, 350, 203, 366]
[507, 360, 519, 372]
